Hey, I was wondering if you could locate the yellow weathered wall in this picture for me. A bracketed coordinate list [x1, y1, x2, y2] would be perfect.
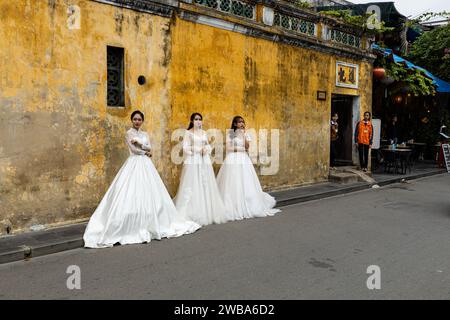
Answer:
[0, 0, 372, 234]
[169, 17, 373, 191]
[0, 0, 173, 233]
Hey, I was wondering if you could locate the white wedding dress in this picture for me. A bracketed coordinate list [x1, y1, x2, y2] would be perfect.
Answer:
[83, 127, 201, 248]
[216, 131, 280, 220]
[174, 129, 232, 226]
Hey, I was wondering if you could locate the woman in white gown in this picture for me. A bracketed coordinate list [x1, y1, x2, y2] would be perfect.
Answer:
[216, 116, 280, 220]
[83, 110, 201, 248]
[174, 113, 232, 226]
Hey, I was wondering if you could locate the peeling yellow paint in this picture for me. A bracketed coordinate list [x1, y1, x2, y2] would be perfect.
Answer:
[4, 166, 17, 176]
[0, 0, 372, 234]
[168, 17, 373, 191]
[21, 191, 31, 201]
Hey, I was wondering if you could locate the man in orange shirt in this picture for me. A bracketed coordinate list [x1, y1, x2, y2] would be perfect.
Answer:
[354, 111, 373, 172]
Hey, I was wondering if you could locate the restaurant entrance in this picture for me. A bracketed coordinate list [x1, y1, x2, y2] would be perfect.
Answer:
[331, 94, 355, 166]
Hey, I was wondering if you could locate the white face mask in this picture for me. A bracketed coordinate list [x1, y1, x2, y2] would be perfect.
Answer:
[194, 119, 202, 128]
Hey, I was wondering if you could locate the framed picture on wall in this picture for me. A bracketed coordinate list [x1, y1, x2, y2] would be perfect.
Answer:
[336, 61, 359, 89]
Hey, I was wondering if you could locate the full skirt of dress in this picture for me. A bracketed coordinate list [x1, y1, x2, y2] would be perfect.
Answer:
[216, 152, 280, 221]
[174, 154, 232, 226]
[83, 155, 200, 248]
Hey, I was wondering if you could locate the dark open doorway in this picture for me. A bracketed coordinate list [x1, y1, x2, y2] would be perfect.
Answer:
[331, 94, 354, 165]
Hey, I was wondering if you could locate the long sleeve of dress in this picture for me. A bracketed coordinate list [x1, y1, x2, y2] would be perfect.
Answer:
[183, 131, 207, 155]
[125, 131, 146, 155]
[141, 133, 152, 151]
[244, 132, 251, 151]
[182, 131, 193, 156]
[203, 132, 212, 155]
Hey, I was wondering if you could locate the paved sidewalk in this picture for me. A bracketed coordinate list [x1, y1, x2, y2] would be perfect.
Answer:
[0, 164, 445, 265]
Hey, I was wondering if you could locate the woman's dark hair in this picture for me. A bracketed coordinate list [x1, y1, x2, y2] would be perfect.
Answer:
[231, 116, 245, 131]
[187, 112, 202, 130]
[131, 110, 144, 121]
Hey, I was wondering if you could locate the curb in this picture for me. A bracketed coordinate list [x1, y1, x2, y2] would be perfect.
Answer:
[0, 249, 26, 265]
[275, 169, 446, 207]
[375, 170, 446, 187]
[0, 170, 446, 265]
[274, 183, 369, 207]
[0, 238, 85, 265]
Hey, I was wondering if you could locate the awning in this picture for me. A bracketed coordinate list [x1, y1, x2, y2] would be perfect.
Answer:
[372, 43, 450, 93]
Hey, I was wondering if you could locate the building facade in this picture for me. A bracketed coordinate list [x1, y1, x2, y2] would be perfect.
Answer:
[0, 0, 375, 234]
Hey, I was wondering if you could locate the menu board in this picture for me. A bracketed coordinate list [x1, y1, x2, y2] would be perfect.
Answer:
[371, 119, 381, 150]
[443, 144, 450, 173]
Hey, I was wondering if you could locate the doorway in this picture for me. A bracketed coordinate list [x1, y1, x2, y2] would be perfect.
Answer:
[331, 94, 354, 166]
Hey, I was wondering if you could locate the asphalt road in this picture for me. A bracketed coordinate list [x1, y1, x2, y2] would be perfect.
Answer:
[1, 174, 449, 299]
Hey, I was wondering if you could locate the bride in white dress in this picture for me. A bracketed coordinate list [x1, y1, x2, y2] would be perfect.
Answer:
[174, 113, 232, 226]
[83, 110, 201, 248]
[216, 116, 280, 220]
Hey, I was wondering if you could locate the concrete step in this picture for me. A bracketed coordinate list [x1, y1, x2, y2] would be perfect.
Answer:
[330, 166, 376, 184]
[328, 172, 360, 184]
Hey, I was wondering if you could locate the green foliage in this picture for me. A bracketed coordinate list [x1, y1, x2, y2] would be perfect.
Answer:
[407, 24, 450, 82]
[319, 10, 394, 34]
[292, 0, 311, 9]
[404, 69, 436, 96]
[377, 55, 436, 96]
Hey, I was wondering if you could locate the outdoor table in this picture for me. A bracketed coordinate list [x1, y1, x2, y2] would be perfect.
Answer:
[381, 148, 413, 174]
[407, 142, 426, 160]
[407, 142, 426, 146]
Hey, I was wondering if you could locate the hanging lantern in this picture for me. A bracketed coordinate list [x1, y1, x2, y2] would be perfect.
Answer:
[373, 67, 386, 80]
[394, 94, 403, 104]
[380, 75, 395, 85]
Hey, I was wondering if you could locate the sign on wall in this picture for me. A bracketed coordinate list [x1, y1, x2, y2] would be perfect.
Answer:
[336, 61, 359, 89]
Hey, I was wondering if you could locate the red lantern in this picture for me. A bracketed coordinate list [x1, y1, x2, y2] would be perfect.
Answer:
[373, 67, 386, 80]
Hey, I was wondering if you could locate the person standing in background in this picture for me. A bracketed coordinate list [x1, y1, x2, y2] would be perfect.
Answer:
[330, 113, 339, 170]
[387, 114, 400, 144]
[354, 111, 373, 172]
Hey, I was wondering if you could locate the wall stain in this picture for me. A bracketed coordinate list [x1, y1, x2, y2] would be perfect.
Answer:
[114, 11, 124, 36]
